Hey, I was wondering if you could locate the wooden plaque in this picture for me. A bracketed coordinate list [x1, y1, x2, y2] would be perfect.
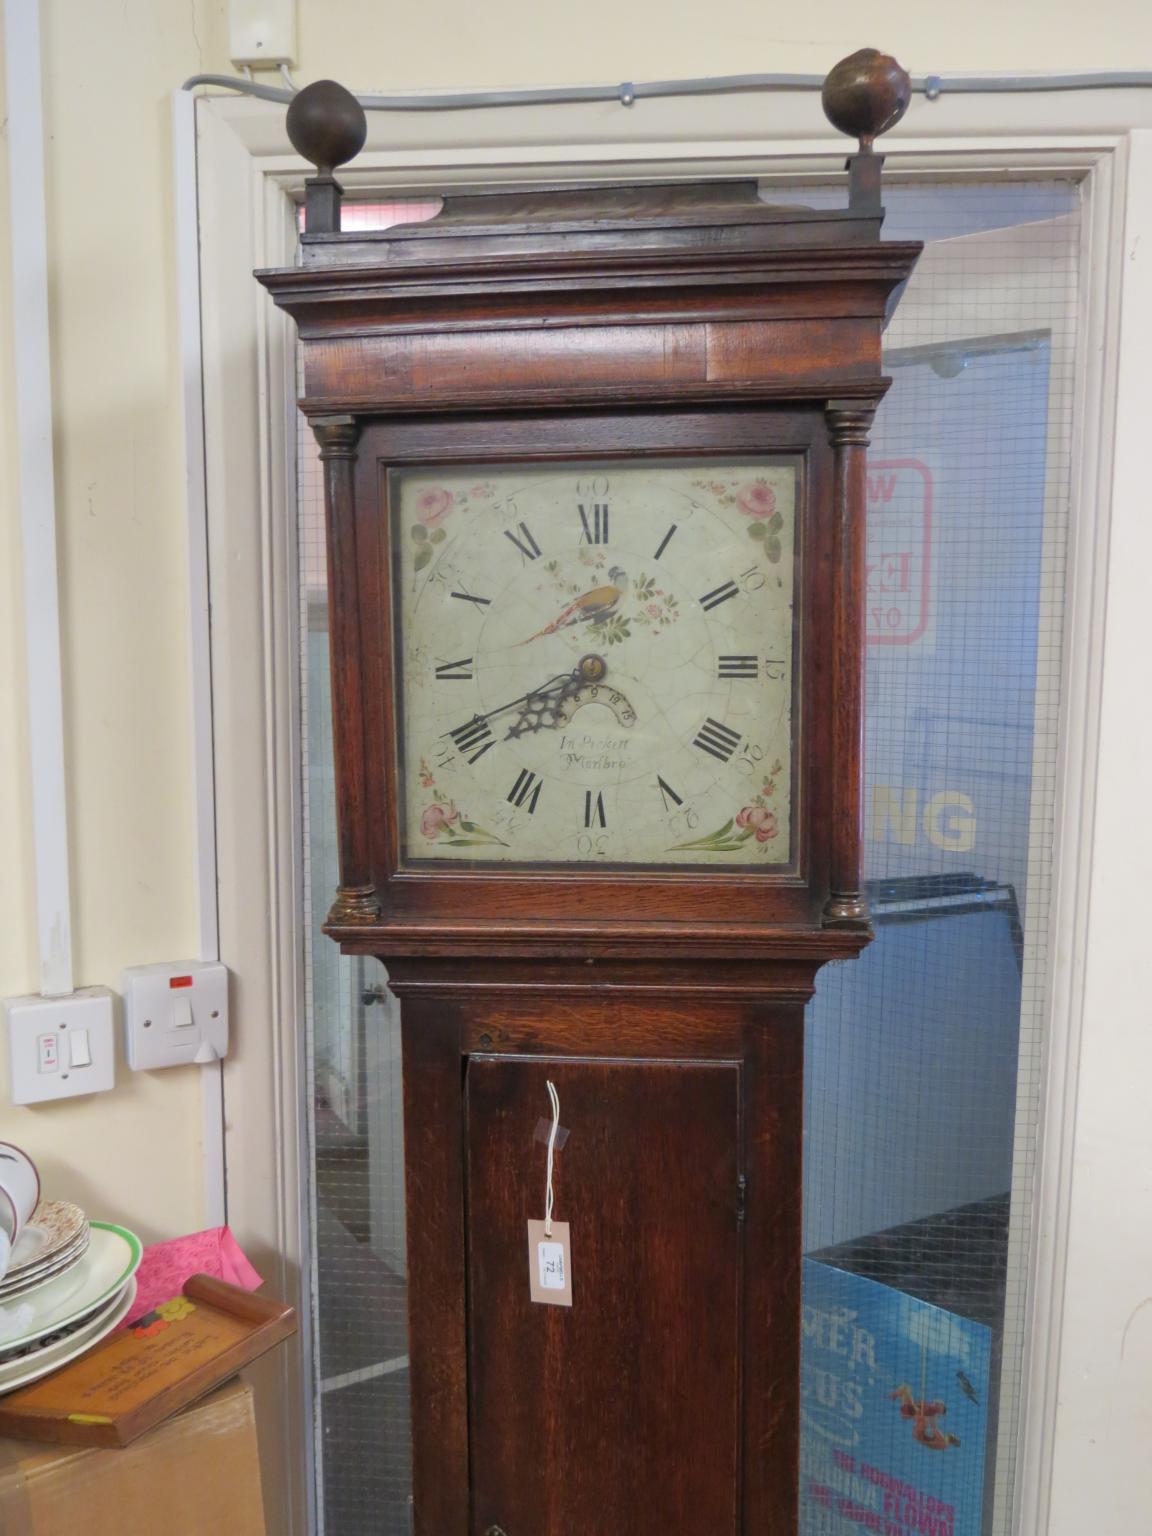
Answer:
[0, 1277, 296, 1449]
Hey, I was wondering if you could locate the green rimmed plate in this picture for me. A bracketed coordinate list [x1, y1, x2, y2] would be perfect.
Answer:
[0, 1278, 137, 1395]
[0, 1223, 142, 1356]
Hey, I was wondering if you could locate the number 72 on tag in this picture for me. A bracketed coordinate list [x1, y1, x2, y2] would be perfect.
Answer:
[527, 1219, 573, 1307]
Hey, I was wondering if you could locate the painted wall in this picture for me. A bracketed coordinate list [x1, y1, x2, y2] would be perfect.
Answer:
[291, 0, 1152, 89]
[0, 0, 232, 1240]
[0, 0, 1150, 1392]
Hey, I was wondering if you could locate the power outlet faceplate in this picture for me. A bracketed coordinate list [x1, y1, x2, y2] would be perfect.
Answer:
[121, 962, 229, 1071]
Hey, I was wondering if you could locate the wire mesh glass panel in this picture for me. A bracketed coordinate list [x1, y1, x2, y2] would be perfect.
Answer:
[300, 403, 412, 1535]
[792, 180, 1079, 1536]
[296, 180, 1080, 1535]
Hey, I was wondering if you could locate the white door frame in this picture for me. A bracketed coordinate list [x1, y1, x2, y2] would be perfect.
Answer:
[187, 84, 1152, 1534]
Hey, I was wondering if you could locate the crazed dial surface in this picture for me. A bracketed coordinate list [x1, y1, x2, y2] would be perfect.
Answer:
[393, 458, 797, 867]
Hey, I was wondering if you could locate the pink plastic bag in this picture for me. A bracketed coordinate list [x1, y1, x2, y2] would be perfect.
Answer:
[122, 1226, 263, 1328]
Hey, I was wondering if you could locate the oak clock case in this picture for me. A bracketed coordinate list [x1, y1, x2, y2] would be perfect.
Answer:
[260, 49, 919, 1536]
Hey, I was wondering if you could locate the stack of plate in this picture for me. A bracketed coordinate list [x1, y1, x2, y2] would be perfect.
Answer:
[0, 1201, 89, 1299]
[0, 1213, 142, 1396]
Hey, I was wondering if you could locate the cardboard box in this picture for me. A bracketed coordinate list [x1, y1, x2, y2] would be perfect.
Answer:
[0, 1377, 265, 1535]
[801, 1195, 1008, 1536]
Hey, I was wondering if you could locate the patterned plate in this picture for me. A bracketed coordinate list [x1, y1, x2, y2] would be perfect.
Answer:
[0, 1230, 89, 1299]
[5, 1202, 88, 1277]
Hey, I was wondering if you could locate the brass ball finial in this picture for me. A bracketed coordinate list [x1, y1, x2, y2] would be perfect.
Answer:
[822, 49, 911, 149]
[286, 79, 368, 178]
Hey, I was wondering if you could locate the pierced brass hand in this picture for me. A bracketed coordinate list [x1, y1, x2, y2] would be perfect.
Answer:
[506, 655, 637, 737]
[465, 671, 573, 731]
[505, 657, 605, 739]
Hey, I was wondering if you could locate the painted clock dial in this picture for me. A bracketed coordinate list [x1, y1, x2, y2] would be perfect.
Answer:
[393, 458, 798, 867]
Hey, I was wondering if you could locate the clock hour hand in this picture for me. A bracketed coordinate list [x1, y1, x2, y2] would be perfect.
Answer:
[506, 655, 626, 739]
[441, 656, 614, 746]
[503, 662, 599, 740]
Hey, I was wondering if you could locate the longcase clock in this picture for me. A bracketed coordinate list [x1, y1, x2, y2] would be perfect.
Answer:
[259, 50, 920, 1536]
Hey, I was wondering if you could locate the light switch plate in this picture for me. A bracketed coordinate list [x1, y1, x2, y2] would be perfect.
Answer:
[120, 961, 229, 1071]
[3, 987, 116, 1104]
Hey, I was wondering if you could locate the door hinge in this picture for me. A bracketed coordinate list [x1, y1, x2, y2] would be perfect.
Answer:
[736, 1174, 748, 1226]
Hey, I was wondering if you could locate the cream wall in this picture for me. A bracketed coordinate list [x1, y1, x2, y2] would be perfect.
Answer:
[291, 0, 1152, 88]
[0, 0, 231, 1240]
[1, 0, 1151, 1310]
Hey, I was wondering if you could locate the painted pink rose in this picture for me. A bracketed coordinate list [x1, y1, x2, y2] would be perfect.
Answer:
[420, 802, 460, 839]
[736, 804, 779, 842]
[647, 603, 662, 618]
[735, 482, 777, 520]
[415, 487, 454, 527]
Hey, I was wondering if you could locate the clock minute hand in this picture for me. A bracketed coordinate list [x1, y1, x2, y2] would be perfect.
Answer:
[480, 671, 575, 725]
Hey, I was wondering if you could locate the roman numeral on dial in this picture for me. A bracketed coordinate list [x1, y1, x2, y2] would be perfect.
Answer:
[435, 657, 474, 681]
[657, 776, 683, 811]
[450, 586, 491, 609]
[654, 525, 677, 561]
[699, 580, 740, 611]
[448, 717, 495, 764]
[717, 655, 758, 679]
[584, 790, 607, 828]
[578, 503, 610, 544]
[504, 522, 542, 561]
[507, 769, 542, 813]
[693, 718, 741, 763]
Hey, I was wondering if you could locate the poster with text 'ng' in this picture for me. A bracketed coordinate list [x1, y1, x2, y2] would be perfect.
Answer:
[800, 1259, 992, 1536]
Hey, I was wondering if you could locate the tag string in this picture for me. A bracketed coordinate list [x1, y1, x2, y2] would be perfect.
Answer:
[544, 1080, 560, 1238]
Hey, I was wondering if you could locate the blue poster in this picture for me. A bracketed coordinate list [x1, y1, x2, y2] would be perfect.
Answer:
[800, 1259, 992, 1536]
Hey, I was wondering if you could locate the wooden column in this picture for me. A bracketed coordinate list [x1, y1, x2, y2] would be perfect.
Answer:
[313, 415, 381, 925]
[822, 401, 876, 928]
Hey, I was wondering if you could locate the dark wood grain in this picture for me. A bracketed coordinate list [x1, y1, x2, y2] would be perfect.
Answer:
[823, 403, 875, 927]
[741, 1007, 806, 1531]
[466, 1053, 743, 1536]
[312, 416, 380, 924]
[399, 998, 470, 1536]
[301, 318, 879, 407]
[255, 170, 919, 1536]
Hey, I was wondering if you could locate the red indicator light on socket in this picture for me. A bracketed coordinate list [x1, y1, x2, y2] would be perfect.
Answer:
[169, 975, 194, 989]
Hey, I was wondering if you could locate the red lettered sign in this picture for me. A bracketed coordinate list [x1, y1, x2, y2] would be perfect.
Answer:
[866, 459, 933, 647]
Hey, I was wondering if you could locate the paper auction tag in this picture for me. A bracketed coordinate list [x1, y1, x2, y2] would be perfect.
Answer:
[527, 1219, 573, 1307]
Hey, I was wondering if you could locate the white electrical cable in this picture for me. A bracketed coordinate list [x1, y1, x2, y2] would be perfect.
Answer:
[181, 67, 1152, 113]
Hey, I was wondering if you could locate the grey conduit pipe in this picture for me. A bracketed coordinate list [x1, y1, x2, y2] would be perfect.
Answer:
[181, 68, 1152, 112]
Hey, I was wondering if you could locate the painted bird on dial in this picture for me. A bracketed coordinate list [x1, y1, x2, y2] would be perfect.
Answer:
[516, 566, 629, 646]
